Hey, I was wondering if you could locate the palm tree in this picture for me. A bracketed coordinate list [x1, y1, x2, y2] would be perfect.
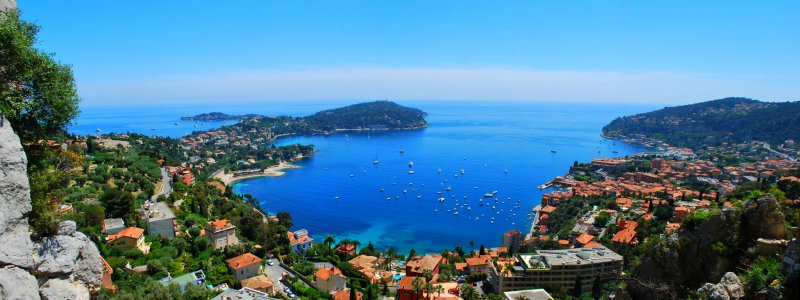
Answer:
[412, 277, 424, 300]
[434, 284, 445, 298]
[460, 284, 478, 300]
[424, 282, 434, 300]
[324, 235, 335, 250]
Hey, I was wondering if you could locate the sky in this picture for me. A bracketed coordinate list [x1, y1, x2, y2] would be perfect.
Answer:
[17, 0, 800, 106]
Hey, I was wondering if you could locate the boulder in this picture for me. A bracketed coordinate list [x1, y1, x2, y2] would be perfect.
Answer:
[741, 194, 787, 241]
[0, 266, 40, 300]
[39, 278, 90, 300]
[696, 272, 744, 300]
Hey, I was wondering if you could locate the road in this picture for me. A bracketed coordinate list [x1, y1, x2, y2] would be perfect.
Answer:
[763, 143, 797, 162]
[150, 167, 172, 202]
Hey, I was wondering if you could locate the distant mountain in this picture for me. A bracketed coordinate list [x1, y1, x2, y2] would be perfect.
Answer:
[181, 112, 260, 121]
[305, 100, 428, 130]
[602, 97, 800, 147]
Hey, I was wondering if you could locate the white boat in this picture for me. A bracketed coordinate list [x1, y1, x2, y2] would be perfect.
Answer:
[373, 160, 379, 164]
[379, 188, 384, 192]
[446, 186, 451, 191]
[408, 170, 415, 174]
[403, 189, 407, 193]
[386, 197, 391, 200]
[335, 196, 340, 199]
[417, 195, 422, 199]
[454, 211, 459, 215]
[408, 161, 414, 167]
[437, 168, 442, 173]
[438, 197, 445, 202]
[461, 169, 465, 174]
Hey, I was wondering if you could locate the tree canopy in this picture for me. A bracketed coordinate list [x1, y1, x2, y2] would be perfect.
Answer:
[0, 10, 80, 143]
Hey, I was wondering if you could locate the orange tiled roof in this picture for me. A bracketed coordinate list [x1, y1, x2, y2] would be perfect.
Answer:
[612, 227, 637, 244]
[584, 241, 603, 248]
[207, 218, 234, 231]
[575, 233, 595, 245]
[225, 253, 261, 270]
[465, 256, 491, 267]
[107, 227, 144, 243]
[333, 289, 362, 300]
[315, 266, 345, 281]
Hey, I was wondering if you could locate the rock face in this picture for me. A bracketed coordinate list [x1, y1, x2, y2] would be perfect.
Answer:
[0, 114, 103, 299]
[631, 194, 789, 299]
[697, 272, 745, 300]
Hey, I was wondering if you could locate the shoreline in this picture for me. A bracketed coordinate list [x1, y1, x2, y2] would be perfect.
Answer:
[214, 162, 301, 185]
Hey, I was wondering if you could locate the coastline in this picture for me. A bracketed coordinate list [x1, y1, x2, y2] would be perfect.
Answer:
[213, 162, 301, 185]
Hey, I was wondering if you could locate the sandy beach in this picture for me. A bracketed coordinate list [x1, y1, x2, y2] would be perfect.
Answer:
[213, 162, 301, 185]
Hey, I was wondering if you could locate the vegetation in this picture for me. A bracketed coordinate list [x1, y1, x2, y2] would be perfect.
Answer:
[603, 97, 800, 147]
[0, 10, 80, 146]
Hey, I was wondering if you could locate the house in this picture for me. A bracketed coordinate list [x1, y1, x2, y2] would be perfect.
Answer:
[100, 257, 118, 293]
[575, 233, 595, 246]
[142, 201, 177, 239]
[336, 243, 357, 256]
[106, 227, 150, 254]
[332, 289, 362, 300]
[159, 270, 207, 292]
[226, 253, 263, 281]
[611, 219, 638, 246]
[211, 287, 278, 300]
[288, 229, 313, 253]
[102, 218, 125, 234]
[348, 255, 394, 285]
[206, 217, 239, 249]
[241, 274, 275, 295]
[397, 276, 425, 300]
[313, 266, 347, 293]
[406, 254, 443, 277]
[464, 255, 492, 275]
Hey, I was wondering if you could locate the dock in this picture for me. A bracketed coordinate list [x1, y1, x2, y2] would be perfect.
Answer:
[526, 204, 542, 239]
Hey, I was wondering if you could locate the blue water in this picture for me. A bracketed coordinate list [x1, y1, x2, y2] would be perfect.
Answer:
[229, 102, 654, 254]
[69, 101, 655, 254]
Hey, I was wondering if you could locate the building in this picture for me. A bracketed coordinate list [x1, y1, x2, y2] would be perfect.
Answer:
[142, 201, 177, 239]
[100, 257, 118, 293]
[397, 276, 425, 300]
[226, 253, 263, 281]
[331, 289, 362, 300]
[502, 230, 522, 252]
[313, 266, 347, 293]
[465, 255, 492, 275]
[336, 243, 357, 256]
[102, 218, 125, 234]
[206, 217, 239, 249]
[106, 227, 150, 254]
[348, 255, 394, 285]
[211, 287, 279, 300]
[406, 254, 443, 277]
[159, 270, 207, 292]
[503, 289, 553, 300]
[488, 246, 623, 294]
[241, 274, 275, 295]
[288, 229, 313, 253]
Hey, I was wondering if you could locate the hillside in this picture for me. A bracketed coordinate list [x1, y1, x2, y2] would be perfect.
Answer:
[305, 100, 428, 130]
[602, 97, 800, 147]
[180, 112, 259, 121]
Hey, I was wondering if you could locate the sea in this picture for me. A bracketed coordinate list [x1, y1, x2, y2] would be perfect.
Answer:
[69, 101, 658, 254]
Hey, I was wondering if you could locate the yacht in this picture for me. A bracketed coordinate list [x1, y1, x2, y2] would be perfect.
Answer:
[408, 170, 415, 174]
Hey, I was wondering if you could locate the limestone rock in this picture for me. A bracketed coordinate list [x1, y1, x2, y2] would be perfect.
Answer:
[39, 278, 90, 300]
[0, 115, 35, 268]
[0, 266, 40, 300]
[696, 272, 744, 300]
[741, 194, 787, 241]
[33, 229, 103, 288]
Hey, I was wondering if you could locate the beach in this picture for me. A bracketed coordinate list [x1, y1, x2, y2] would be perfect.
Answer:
[213, 162, 300, 185]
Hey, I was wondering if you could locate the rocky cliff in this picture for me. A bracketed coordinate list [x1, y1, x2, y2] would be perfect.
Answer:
[0, 114, 103, 299]
[630, 194, 789, 299]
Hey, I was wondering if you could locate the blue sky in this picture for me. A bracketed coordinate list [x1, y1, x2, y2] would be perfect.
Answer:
[18, 0, 800, 105]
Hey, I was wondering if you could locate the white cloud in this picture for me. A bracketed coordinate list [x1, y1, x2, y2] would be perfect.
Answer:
[77, 67, 799, 105]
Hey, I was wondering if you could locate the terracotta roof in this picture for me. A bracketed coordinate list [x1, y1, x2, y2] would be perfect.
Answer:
[332, 289, 362, 300]
[398, 276, 425, 291]
[241, 274, 274, 291]
[407, 255, 442, 274]
[107, 227, 144, 243]
[288, 231, 313, 245]
[225, 253, 261, 270]
[454, 263, 467, 271]
[465, 256, 491, 267]
[584, 241, 603, 248]
[207, 218, 235, 232]
[315, 266, 345, 281]
[348, 255, 378, 270]
[612, 227, 637, 244]
[575, 233, 595, 245]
